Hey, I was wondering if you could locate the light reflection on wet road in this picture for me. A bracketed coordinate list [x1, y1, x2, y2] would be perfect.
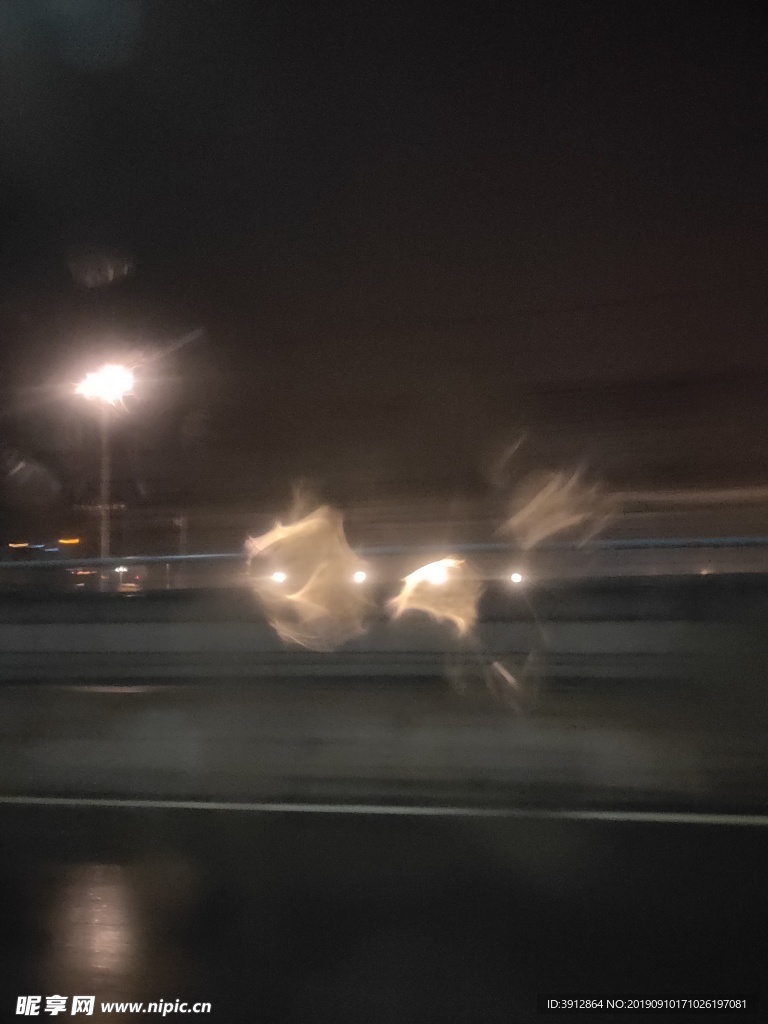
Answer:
[0, 803, 764, 1022]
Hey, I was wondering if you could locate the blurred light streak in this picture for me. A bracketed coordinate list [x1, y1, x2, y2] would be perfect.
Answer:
[500, 470, 617, 548]
[617, 486, 768, 505]
[3, 795, 767, 826]
[389, 557, 483, 635]
[245, 505, 371, 651]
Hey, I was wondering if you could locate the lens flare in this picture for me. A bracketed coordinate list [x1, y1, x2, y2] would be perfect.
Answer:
[388, 558, 483, 635]
[499, 469, 617, 548]
[245, 505, 371, 651]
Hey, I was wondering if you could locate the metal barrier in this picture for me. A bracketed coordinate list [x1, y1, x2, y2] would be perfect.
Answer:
[3, 536, 768, 594]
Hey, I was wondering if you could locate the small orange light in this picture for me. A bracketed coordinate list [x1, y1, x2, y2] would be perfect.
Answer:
[58, 538, 80, 545]
[8, 542, 29, 549]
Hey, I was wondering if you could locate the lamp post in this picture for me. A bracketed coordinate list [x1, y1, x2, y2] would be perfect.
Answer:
[98, 402, 110, 568]
[75, 364, 134, 590]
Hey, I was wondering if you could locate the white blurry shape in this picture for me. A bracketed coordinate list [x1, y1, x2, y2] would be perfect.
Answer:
[414, 560, 451, 585]
[510, 572, 523, 584]
[353, 570, 367, 583]
[68, 247, 133, 287]
[76, 364, 134, 405]
[499, 470, 617, 549]
[388, 558, 482, 636]
[486, 433, 527, 488]
[271, 571, 287, 583]
[0, 447, 61, 507]
[245, 505, 371, 651]
[496, 650, 544, 712]
[491, 659, 522, 694]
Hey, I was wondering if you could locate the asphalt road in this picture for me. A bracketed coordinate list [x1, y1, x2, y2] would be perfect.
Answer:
[0, 803, 763, 1023]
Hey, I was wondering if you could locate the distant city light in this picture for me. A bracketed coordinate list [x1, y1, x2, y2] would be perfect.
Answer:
[271, 571, 287, 583]
[58, 538, 80, 545]
[114, 566, 128, 574]
[511, 572, 523, 583]
[353, 570, 367, 583]
[8, 542, 28, 549]
[76, 364, 134, 405]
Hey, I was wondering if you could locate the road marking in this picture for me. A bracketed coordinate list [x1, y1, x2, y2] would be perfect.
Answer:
[0, 794, 766, 825]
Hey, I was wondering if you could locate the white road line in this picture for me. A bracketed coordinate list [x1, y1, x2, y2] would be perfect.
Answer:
[0, 794, 766, 825]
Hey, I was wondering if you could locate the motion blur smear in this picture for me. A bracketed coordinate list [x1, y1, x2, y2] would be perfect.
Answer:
[389, 558, 483, 636]
[499, 469, 618, 548]
[245, 508, 489, 647]
[245, 504, 371, 651]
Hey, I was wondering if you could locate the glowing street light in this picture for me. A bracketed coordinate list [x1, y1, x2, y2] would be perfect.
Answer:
[75, 364, 134, 405]
[353, 570, 367, 583]
[271, 571, 287, 584]
[510, 572, 523, 584]
[76, 364, 134, 591]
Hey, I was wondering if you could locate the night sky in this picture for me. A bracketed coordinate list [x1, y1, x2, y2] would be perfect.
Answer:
[1, 1, 768, 520]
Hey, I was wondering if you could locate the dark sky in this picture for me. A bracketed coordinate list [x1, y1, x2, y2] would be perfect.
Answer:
[1, 0, 768, 508]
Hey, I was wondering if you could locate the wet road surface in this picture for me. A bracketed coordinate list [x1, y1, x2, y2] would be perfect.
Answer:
[0, 802, 764, 1022]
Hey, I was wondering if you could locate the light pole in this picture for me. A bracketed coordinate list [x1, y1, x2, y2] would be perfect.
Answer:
[99, 403, 110, 568]
[76, 364, 134, 590]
